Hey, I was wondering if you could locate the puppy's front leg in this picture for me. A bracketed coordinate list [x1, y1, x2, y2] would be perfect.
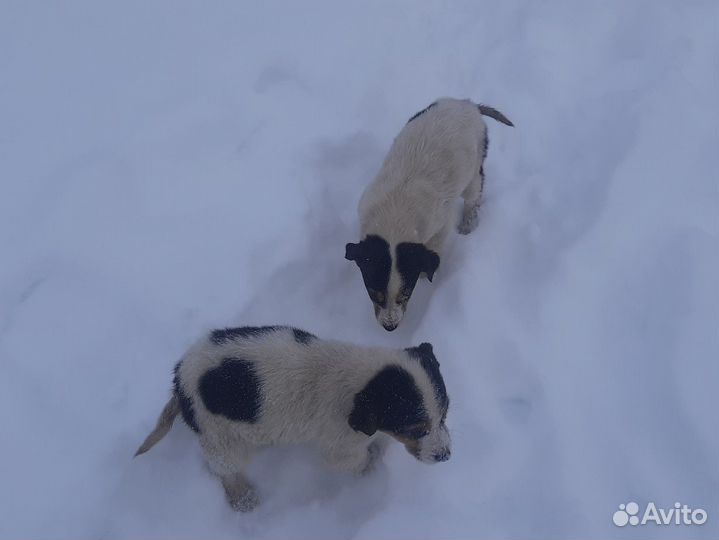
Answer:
[426, 221, 451, 255]
[323, 442, 379, 476]
[362, 435, 390, 475]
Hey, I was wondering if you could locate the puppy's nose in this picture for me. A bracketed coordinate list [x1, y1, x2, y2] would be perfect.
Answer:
[382, 322, 398, 331]
[433, 449, 451, 462]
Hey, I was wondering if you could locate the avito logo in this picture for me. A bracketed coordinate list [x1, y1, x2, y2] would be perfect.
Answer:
[613, 501, 708, 527]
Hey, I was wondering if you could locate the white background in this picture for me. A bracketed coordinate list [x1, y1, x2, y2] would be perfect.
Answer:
[1, 1, 717, 538]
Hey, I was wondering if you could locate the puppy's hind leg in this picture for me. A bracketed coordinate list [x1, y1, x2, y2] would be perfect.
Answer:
[458, 168, 484, 235]
[221, 473, 260, 512]
[202, 437, 259, 512]
[459, 134, 488, 235]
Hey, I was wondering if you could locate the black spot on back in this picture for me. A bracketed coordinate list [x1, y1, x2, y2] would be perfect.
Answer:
[406, 343, 449, 417]
[199, 357, 262, 423]
[173, 361, 200, 433]
[349, 365, 428, 436]
[210, 326, 281, 345]
[407, 101, 438, 123]
[292, 328, 316, 344]
[351, 235, 392, 303]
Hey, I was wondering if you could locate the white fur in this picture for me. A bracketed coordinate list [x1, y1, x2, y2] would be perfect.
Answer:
[358, 97, 489, 328]
[139, 328, 450, 511]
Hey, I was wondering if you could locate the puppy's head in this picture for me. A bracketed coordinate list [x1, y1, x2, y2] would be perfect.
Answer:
[348, 342, 451, 464]
[345, 236, 439, 331]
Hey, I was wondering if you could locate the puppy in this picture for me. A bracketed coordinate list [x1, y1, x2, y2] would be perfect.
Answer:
[135, 325, 451, 511]
[345, 97, 513, 331]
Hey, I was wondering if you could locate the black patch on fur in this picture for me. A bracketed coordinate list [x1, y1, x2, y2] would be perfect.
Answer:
[406, 343, 449, 417]
[479, 135, 488, 187]
[348, 365, 428, 436]
[210, 325, 281, 345]
[173, 361, 200, 433]
[292, 328, 316, 344]
[199, 357, 262, 423]
[345, 235, 392, 306]
[396, 242, 440, 304]
[407, 101, 438, 123]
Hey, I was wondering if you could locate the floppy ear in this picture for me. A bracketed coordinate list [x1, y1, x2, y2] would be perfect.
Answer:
[345, 242, 359, 261]
[418, 342, 434, 357]
[349, 366, 425, 436]
[422, 249, 440, 282]
[405, 342, 437, 364]
[348, 392, 377, 436]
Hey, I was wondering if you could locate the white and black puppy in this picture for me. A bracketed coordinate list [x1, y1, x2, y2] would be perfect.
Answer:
[346, 97, 513, 331]
[135, 325, 451, 512]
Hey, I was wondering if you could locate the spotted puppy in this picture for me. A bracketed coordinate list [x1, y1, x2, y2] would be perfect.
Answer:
[346, 97, 513, 331]
[135, 325, 451, 511]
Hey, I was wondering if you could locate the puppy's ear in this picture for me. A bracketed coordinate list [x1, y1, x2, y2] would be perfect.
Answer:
[348, 393, 377, 436]
[418, 342, 434, 357]
[405, 342, 437, 363]
[345, 242, 360, 261]
[349, 366, 425, 437]
[422, 249, 440, 282]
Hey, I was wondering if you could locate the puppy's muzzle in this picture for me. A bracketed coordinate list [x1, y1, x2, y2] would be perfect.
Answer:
[377, 306, 404, 332]
[432, 448, 451, 462]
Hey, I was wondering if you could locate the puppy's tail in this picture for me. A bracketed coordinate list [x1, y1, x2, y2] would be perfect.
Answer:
[134, 394, 180, 457]
[477, 104, 514, 127]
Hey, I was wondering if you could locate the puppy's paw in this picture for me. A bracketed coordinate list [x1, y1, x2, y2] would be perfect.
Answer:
[458, 207, 479, 235]
[227, 487, 259, 512]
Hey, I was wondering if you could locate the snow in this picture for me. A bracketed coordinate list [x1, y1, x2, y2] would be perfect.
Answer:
[0, 1, 717, 538]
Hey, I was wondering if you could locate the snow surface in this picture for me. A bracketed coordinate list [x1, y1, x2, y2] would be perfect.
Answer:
[0, 1, 717, 538]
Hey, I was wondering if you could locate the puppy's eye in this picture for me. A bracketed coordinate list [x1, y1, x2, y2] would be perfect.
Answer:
[404, 428, 430, 439]
[397, 288, 412, 306]
[368, 290, 385, 304]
